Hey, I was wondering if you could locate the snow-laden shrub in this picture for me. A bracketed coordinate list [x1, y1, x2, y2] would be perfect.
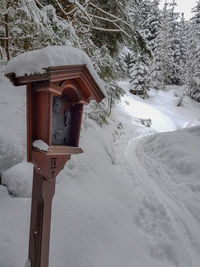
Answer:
[86, 82, 125, 126]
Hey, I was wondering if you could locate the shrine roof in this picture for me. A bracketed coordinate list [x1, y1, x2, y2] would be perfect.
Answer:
[5, 46, 105, 95]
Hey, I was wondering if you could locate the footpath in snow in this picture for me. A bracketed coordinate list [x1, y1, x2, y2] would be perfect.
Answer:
[0, 72, 200, 267]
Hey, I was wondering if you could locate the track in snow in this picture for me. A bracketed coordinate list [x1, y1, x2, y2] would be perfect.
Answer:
[124, 136, 200, 267]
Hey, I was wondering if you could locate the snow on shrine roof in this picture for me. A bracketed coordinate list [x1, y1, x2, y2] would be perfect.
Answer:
[5, 46, 105, 94]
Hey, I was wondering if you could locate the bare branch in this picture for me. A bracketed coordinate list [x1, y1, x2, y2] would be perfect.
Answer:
[92, 15, 120, 23]
[92, 26, 130, 38]
[53, 0, 77, 16]
[34, 0, 44, 9]
[89, 2, 135, 33]
[74, 0, 91, 21]
[89, 2, 124, 21]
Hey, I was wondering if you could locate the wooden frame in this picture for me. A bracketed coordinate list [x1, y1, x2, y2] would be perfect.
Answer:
[6, 64, 105, 162]
[5, 63, 105, 267]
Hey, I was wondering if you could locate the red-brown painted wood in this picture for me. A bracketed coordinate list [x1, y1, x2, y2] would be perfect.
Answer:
[28, 169, 56, 267]
[5, 63, 105, 267]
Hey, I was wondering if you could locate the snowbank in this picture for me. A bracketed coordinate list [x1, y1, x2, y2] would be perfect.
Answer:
[1, 75, 200, 267]
[2, 162, 33, 198]
[141, 126, 200, 181]
[0, 65, 26, 174]
[137, 126, 200, 205]
[118, 81, 200, 132]
[5, 46, 105, 93]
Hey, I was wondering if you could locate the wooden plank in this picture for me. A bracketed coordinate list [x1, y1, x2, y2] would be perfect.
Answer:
[5, 65, 105, 103]
[46, 145, 83, 155]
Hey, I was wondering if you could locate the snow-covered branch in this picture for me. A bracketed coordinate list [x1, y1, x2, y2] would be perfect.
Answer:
[88, 1, 138, 38]
[72, 0, 92, 25]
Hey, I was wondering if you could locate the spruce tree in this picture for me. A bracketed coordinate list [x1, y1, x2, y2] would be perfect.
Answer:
[129, 52, 150, 98]
[167, 0, 182, 84]
[127, 0, 154, 97]
[145, 0, 162, 90]
[185, 0, 200, 102]
[178, 13, 189, 83]
[0, 0, 79, 60]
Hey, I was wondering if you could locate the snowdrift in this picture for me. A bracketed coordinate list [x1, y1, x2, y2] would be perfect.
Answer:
[1, 70, 200, 267]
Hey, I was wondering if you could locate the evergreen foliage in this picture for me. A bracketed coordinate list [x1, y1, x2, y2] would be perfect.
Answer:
[184, 0, 200, 102]
[1, 0, 137, 125]
[177, 13, 188, 82]
[1, 0, 200, 120]
[126, 0, 200, 102]
[127, 0, 159, 97]
[129, 52, 150, 98]
[0, 0, 79, 60]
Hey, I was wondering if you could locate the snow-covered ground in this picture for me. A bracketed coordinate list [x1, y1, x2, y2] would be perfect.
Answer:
[0, 68, 200, 267]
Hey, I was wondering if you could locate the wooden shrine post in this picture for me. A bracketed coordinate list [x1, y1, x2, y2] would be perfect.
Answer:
[6, 64, 105, 267]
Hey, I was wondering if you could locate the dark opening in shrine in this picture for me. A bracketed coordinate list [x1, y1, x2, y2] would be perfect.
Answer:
[52, 95, 72, 146]
[52, 94, 83, 147]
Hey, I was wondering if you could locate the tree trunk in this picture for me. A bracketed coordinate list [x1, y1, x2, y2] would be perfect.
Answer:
[5, 13, 10, 61]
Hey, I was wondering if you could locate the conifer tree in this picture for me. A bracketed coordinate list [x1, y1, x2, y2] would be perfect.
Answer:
[145, 0, 162, 90]
[127, 0, 154, 97]
[150, 0, 182, 89]
[177, 13, 189, 83]
[167, 0, 182, 84]
[139, 0, 160, 52]
[0, 0, 79, 60]
[159, 1, 177, 85]
[129, 52, 150, 98]
[185, 0, 200, 102]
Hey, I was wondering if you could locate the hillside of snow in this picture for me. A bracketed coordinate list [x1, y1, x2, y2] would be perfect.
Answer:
[0, 66, 200, 267]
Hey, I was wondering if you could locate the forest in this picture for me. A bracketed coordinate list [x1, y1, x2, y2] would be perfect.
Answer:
[1, 1, 200, 267]
[1, 0, 200, 124]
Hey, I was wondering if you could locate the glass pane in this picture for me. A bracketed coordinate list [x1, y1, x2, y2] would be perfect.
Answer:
[52, 96, 72, 145]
